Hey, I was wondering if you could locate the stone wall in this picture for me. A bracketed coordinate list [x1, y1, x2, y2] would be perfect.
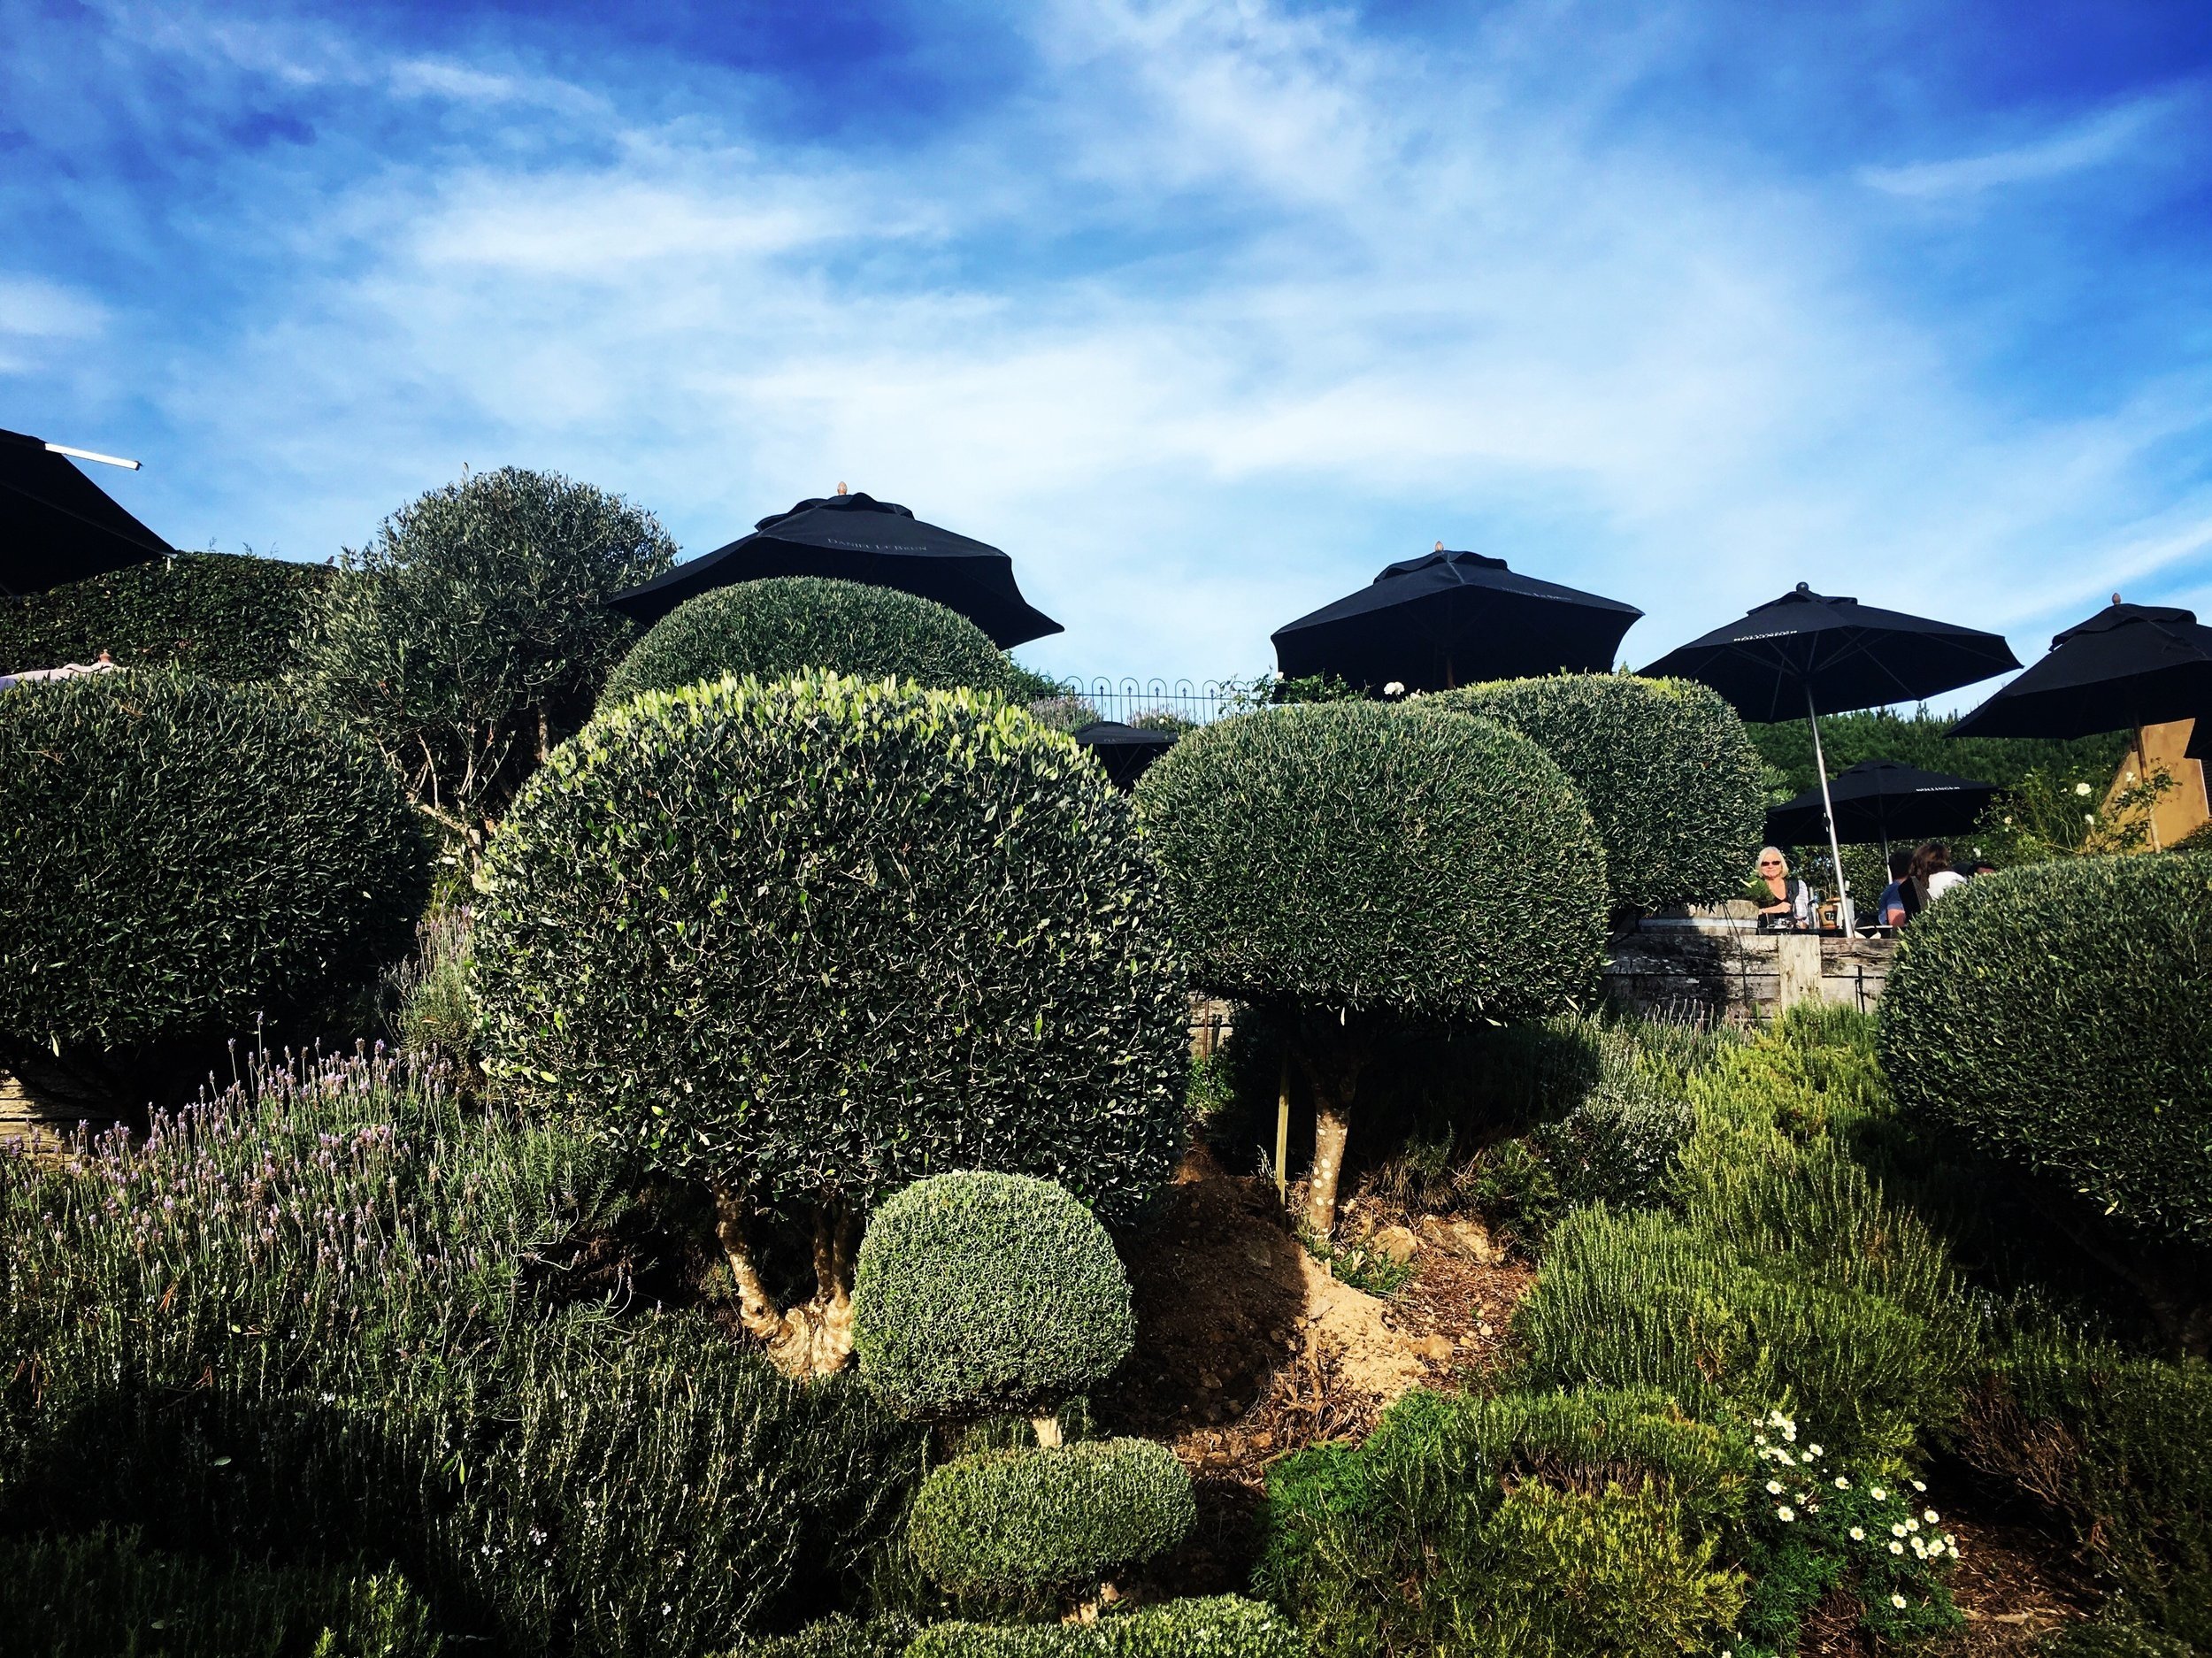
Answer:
[1603, 917, 1894, 1026]
[0, 1055, 127, 1160]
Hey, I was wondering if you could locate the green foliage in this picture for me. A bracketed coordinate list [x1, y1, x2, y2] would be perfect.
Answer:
[386, 910, 477, 1058]
[0, 551, 335, 683]
[1432, 674, 1766, 917]
[1135, 701, 1607, 1017]
[1956, 1324, 2212, 1646]
[1296, 1225, 1414, 1296]
[298, 466, 675, 835]
[904, 1596, 1305, 1656]
[1001, 661, 1070, 706]
[1879, 854, 2212, 1247]
[1746, 707, 2125, 801]
[2042, 1620, 2203, 1658]
[905, 1439, 1194, 1597]
[475, 672, 1187, 1226]
[601, 577, 1011, 710]
[853, 1172, 1134, 1423]
[1257, 1387, 1748, 1658]
[731, 1616, 920, 1658]
[1513, 1027, 1977, 1459]
[0, 1047, 923, 1654]
[0, 669, 429, 1057]
[0, 1529, 442, 1658]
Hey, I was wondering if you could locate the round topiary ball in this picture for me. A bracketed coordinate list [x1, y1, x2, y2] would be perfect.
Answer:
[600, 577, 1010, 710]
[1430, 673, 1766, 918]
[1134, 700, 1607, 1017]
[905, 1439, 1194, 1596]
[1879, 854, 2212, 1247]
[0, 669, 431, 1055]
[854, 1171, 1134, 1422]
[474, 672, 1188, 1225]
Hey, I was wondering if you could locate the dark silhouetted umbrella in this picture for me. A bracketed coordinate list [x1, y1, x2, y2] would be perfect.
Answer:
[2188, 718, 2210, 765]
[1, 428, 171, 597]
[1949, 600, 2212, 741]
[1270, 545, 1642, 694]
[1949, 598, 2212, 851]
[1643, 584, 2019, 928]
[605, 488, 1062, 648]
[1072, 720, 1179, 789]
[1763, 758, 1997, 855]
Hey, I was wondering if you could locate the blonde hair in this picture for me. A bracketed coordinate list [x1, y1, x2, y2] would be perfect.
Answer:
[1756, 846, 1788, 871]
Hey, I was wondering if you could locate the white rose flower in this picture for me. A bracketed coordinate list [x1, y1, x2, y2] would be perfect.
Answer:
[1384, 681, 1406, 696]
[2075, 782, 2093, 796]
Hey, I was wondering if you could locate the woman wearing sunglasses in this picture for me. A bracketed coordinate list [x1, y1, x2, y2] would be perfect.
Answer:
[1748, 846, 1816, 932]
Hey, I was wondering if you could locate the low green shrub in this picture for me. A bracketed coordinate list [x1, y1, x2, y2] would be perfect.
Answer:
[904, 1596, 1304, 1656]
[853, 1173, 1134, 1423]
[1514, 1029, 1977, 1461]
[906, 1439, 1194, 1596]
[729, 1616, 919, 1658]
[0, 550, 334, 683]
[1432, 673, 1766, 917]
[601, 577, 1010, 709]
[1879, 855, 2212, 1248]
[1135, 700, 1606, 1232]
[0, 1528, 441, 1658]
[0, 669, 429, 1063]
[2041, 1621, 2202, 1658]
[1257, 1387, 1748, 1658]
[476, 673, 1187, 1232]
[1955, 1324, 2212, 1646]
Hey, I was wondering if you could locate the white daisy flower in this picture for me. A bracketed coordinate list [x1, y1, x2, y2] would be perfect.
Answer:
[1890, 1541, 1905, 1555]
[1766, 1480, 1784, 1494]
[1849, 1526, 1865, 1541]
[1924, 1508, 1939, 1524]
[1834, 1477, 1850, 1489]
[1778, 1507, 1794, 1522]
[1807, 1443, 1824, 1457]
[1892, 1593, 1909, 1609]
[1912, 1478, 1927, 1492]
[1892, 1524, 1908, 1538]
[1871, 1486, 1886, 1501]
[1907, 1519, 1921, 1532]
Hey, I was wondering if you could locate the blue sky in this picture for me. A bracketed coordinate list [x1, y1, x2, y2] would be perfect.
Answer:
[5, 0, 2210, 690]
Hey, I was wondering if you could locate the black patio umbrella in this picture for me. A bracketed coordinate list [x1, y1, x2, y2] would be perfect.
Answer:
[1, 427, 171, 597]
[1642, 584, 2019, 928]
[1072, 720, 1179, 789]
[605, 488, 1062, 648]
[2187, 718, 2210, 765]
[1763, 759, 1998, 856]
[1949, 600, 2212, 741]
[1270, 545, 1642, 694]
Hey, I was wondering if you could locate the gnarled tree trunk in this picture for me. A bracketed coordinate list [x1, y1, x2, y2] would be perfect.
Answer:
[713, 1187, 857, 1378]
[1295, 1010, 1374, 1237]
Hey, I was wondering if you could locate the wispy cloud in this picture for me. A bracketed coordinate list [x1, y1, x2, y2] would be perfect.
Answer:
[6, 0, 2210, 687]
[1858, 93, 2181, 199]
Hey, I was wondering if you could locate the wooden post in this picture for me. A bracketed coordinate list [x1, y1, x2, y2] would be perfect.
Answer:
[1776, 932, 1822, 1013]
[1274, 1050, 1290, 1208]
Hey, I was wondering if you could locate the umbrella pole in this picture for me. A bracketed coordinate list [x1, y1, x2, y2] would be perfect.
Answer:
[1806, 685, 1855, 933]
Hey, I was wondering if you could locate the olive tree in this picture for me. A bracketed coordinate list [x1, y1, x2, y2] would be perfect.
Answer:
[1135, 701, 1607, 1233]
[298, 467, 675, 844]
[473, 673, 1188, 1375]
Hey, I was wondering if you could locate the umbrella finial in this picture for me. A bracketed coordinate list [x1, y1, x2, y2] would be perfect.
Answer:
[836, 481, 849, 495]
[1434, 540, 1444, 551]
[1795, 580, 1810, 594]
[2113, 592, 2123, 605]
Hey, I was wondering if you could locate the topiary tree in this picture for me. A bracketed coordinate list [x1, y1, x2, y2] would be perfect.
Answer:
[1431, 673, 1767, 922]
[0, 669, 429, 1074]
[473, 673, 1188, 1375]
[600, 577, 1012, 710]
[853, 1172, 1133, 1438]
[1135, 701, 1607, 1233]
[0, 551, 335, 683]
[1878, 854, 2212, 1353]
[905, 1438, 1194, 1601]
[298, 466, 676, 845]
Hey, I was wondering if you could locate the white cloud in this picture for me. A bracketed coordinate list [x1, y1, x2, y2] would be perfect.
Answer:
[1858, 95, 2177, 199]
[24, 0, 2212, 683]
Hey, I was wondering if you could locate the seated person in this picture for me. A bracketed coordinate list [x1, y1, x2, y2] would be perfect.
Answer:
[1747, 846, 1816, 930]
[1911, 841, 1966, 909]
[1877, 847, 1916, 928]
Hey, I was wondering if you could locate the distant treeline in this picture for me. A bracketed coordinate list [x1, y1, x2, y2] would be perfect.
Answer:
[1747, 707, 2127, 801]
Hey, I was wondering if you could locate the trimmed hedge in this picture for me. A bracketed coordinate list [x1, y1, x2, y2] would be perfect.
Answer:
[0, 551, 334, 683]
[1134, 701, 1605, 1017]
[475, 672, 1188, 1224]
[1431, 674, 1765, 917]
[905, 1597, 1304, 1656]
[905, 1439, 1194, 1595]
[854, 1173, 1134, 1422]
[1878, 855, 2212, 1246]
[0, 669, 429, 1055]
[602, 577, 1011, 710]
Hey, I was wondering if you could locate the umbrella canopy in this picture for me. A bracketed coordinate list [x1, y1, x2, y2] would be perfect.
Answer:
[1, 427, 172, 597]
[605, 489, 1062, 648]
[1640, 583, 2021, 720]
[1948, 601, 2212, 740]
[1763, 758, 1997, 849]
[2188, 718, 2210, 765]
[1071, 720, 1179, 789]
[1270, 546, 1642, 693]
